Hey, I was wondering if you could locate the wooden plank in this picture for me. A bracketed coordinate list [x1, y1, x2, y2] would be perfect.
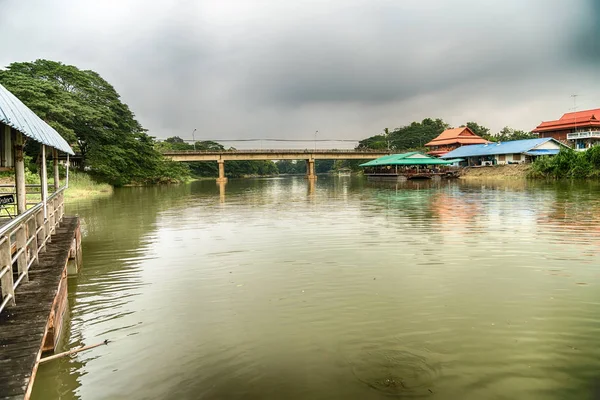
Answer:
[0, 217, 79, 400]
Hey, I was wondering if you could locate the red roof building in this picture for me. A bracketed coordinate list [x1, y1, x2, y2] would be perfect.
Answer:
[425, 127, 489, 157]
[533, 108, 600, 150]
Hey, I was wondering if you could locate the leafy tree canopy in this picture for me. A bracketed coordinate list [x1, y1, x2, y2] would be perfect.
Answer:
[465, 121, 491, 139]
[0, 59, 188, 186]
[359, 119, 538, 152]
[358, 118, 450, 152]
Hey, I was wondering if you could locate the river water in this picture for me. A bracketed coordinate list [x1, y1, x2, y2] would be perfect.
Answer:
[31, 176, 600, 400]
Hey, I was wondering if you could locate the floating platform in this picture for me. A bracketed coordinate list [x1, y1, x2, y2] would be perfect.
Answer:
[365, 172, 459, 182]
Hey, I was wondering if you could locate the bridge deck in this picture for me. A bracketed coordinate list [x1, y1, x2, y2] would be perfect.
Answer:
[0, 217, 78, 400]
[162, 149, 391, 162]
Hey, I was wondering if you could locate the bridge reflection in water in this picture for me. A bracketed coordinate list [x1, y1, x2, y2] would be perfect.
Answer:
[216, 176, 316, 204]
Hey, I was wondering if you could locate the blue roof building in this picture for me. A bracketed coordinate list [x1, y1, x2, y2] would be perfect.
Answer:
[440, 138, 567, 166]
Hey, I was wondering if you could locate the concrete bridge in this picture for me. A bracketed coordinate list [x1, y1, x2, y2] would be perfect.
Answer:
[161, 149, 390, 182]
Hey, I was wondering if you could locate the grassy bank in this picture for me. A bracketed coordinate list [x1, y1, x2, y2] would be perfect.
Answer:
[0, 170, 112, 204]
[64, 171, 113, 202]
[460, 164, 531, 179]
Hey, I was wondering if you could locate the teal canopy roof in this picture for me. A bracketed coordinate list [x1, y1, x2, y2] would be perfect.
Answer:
[360, 152, 455, 167]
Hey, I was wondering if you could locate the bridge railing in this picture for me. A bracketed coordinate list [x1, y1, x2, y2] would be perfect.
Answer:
[161, 149, 389, 154]
[0, 187, 66, 315]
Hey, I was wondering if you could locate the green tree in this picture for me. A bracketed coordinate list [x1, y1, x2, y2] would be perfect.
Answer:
[390, 118, 450, 150]
[315, 159, 334, 173]
[530, 146, 600, 179]
[465, 121, 492, 140]
[357, 134, 388, 150]
[0, 59, 188, 185]
[277, 160, 306, 174]
[358, 118, 450, 152]
[495, 127, 538, 142]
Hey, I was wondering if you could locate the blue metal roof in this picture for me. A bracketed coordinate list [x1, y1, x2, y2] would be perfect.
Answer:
[525, 149, 560, 156]
[0, 84, 74, 154]
[440, 138, 561, 159]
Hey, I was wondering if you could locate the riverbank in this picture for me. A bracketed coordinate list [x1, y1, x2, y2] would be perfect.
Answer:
[0, 171, 113, 203]
[64, 172, 113, 202]
[459, 164, 530, 179]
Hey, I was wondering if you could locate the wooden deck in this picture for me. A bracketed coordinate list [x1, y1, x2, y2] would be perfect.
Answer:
[0, 217, 79, 400]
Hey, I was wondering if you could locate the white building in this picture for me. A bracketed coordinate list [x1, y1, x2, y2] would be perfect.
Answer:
[440, 138, 567, 166]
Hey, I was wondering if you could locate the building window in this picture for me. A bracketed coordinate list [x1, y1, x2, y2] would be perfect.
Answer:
[498, 154, 506, 161]
[513, 154, 521, 161]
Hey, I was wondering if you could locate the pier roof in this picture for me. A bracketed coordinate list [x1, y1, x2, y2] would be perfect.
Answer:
[0, 84, 74, 154]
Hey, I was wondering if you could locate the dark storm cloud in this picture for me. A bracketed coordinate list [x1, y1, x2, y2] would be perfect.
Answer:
[236, 1, 576, 107]
[574, 0, 600, 64]
[0, 0, 599, 144]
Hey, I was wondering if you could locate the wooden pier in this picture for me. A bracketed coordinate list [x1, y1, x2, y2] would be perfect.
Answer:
[1, 83, 79, 399]
[0, 190, 81, 400]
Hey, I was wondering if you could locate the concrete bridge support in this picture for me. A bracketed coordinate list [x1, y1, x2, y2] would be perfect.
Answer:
[305, 159, 317, 180]
[216, 160, 228, 183]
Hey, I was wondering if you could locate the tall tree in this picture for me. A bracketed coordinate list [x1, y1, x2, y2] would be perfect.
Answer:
[465, 121, 492, 140]
[389, 118, 450, 150]
[358, 118, 450, 151]
[495, 126, 538, 141]
[0, 59, 188, 185]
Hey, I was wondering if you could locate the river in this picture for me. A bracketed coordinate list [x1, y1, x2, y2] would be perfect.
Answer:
[31, 176, 600, 399]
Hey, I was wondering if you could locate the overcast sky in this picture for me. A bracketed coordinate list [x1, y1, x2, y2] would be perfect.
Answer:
[1, 0, 599, 147]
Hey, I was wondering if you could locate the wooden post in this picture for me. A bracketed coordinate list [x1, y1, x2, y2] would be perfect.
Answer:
[36, 208, 45, 254]
[66, 154, 70, 188]
[16, 224, 28, 283]
[48, 199, 55, 235]
[28, 216, 39, 266]
[53, 148, 59, 191]
[41, 145, 48, 220]
[58, 191, 65, 222]
[0, 236, 15, 308]
[0, 124, 6, 167]
[13, 130, 26, 215]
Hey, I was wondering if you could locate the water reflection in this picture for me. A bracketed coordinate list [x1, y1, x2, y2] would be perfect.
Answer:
[218, 181, 226, 204]
[32, 176, 600, 400]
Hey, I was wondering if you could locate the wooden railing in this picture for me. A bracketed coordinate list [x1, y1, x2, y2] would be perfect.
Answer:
[0, 187, 65, 315]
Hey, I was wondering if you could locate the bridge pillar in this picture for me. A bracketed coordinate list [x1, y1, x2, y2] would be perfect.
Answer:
[216, 160, 228, 183]
[305, 159, 317, 180]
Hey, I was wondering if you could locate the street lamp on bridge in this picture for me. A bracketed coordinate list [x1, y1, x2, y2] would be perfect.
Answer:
[192, 128, 197, 150]
[315, 130, 318, 151]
